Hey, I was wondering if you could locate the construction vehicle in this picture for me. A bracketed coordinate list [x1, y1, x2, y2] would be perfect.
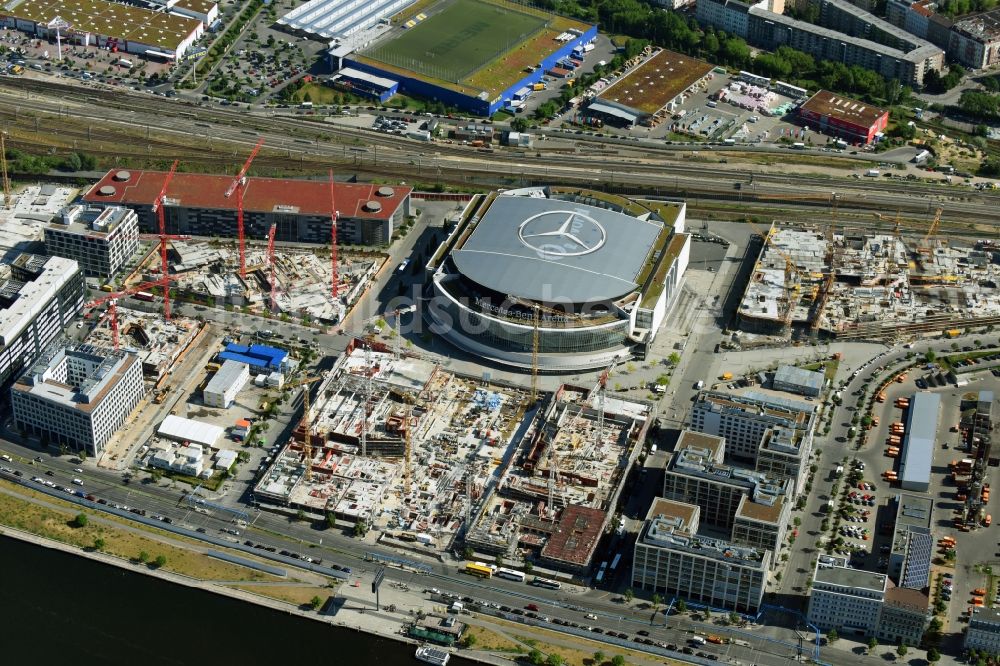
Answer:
[720, 372, 733, 381]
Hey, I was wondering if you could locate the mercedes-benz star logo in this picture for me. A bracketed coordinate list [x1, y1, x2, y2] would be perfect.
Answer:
[517, 210, 606, 258]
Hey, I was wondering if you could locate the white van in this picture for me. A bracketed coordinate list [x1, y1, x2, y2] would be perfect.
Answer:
[72, 478, 83, 486]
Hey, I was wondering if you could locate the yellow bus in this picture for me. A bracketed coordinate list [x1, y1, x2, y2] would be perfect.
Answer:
[464, 562, 493, 578]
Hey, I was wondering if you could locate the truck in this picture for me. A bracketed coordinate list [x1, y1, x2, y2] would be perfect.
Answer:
[945, 329, 961, 338]
[865, 169, 880, 177]
[299, 101, 313, 109]
[707, 635, 725, 645]
[532, 83, 546, 91]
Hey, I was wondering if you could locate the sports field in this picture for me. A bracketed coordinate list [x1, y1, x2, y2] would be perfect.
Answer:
[363, 0, 547, 84]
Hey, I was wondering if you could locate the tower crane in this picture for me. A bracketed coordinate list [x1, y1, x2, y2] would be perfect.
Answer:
[923, 207, 943, 244]
[85, 277, 174, 350]
[328, 169, 339, 300]
[531, 305, 540, 404]
[266, 223, 277, 313]
[595, 354, 622, 459]
[224, 137, 264, 279]
[286, 375, 324, 481]
[0, 132, 12, 210]
[150, 159, 181, 320]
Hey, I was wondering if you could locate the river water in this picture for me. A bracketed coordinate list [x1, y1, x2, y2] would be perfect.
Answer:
[0, 535, 473, 665]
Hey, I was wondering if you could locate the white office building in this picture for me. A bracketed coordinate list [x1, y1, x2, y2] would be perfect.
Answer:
[808, 557, 887, 635]
[966, 608, 1000, 652]
[203, 359, 249, 409]
[0, 254, 86, 387]
[46, 205, 139, 279]
[11, 342, 144, 458]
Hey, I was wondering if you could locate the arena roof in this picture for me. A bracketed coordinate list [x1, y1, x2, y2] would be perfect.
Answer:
[451, 194, 662, 304]
[82, 170, 410, 221]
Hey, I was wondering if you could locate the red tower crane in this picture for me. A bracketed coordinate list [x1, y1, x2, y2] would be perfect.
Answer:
[150, 159, 182, 320]
[328, 169, 339, 299]
[224, 138, 264, 280]
[266, 222, 277, 312]
[85, 277, 174, 350]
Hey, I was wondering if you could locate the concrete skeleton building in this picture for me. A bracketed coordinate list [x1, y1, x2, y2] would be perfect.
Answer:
[202, 359, 249, 409]
[807, 556, 930, 644]
[426, 186, 690, 372]
[46, 205, 139, 278]
[632, 498, 771, 612]
[10, 342, 144, 458]
[0, 253, 85, 388]
[82, 169, 412, 246]
[661, 430, 791, 561]
[688, 390, 817, 494]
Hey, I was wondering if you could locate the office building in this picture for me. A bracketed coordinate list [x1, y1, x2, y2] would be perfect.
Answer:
[632, 498, 771, 612]
[900, 392, 939, 492]
[82, 169, 412, 246]
[11, 342, 143, 458]
[888, 493, 934, 589]
[689, 390, 816, 493]
[950, 11, 1000, 69]
[662, 431, 790, 557]
[798, 91, 890, 145]
[202, 359, 249, 409]
[966, 607, 1000, 652]
[807, 557, 929, 643]
[808, 556, 887, 635]
[0, 254, 85, 388]
[772, 365, 825, 397]
[46, 205, 139, 278]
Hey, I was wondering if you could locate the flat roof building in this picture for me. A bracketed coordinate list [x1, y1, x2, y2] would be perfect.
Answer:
[799, 90, 889, 145]
[218, 343, 288, 374]
[11, 342, 143, 458]
[689, 390, 816, 494]
[82, 169, 412, 246]
[0, 254, 85, 388]
[966, 607, 1000, 652]
[46, 205, 139, 278]
[157, 414, 224, 448]
[772, 364, 825, 397]
[632, 497, 770, 612]
[808, 556, 888, 635]
[900, 392, 939, 492]
[203, 359, 249, 409]
[888, 493, 933, 589]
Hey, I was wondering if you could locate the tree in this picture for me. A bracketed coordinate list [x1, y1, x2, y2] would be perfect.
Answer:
[652, 593, 662, 609]
[867, 637, 878, 653]
[93, 538, 105, 551]
[462, 633, 478, 648]
[611, 656, 626, 666]
[667, 352, 681, 365]
[295, 509, 307, 522]
[676, 598, 687, 613]
[897, 643, 908, 658]
[511, 117, 530, 132]
[793, 517, 802, 527]
[153, 555, 167, 568]
[927, 647, 940, 663]
[623, 588, 634, 603]
[925, 350, 936, 363]
[529, 649, 545, 666]
[593, 651, 606, 666]
[73, 513, 88, 528]
[353, 520, 368, 537]
[495, 554, 504, 567]
[524, 560, 534, 573]
[309, 595, 323, 610]
[827, 629, 838, 644]
[462, 546, 474, 560]
[546, 655, 564, 666]
[138, 551, 149, 563]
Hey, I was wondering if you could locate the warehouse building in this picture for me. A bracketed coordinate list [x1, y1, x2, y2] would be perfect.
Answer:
[772, 364, 825, 397]
[798, 91, 889, 145]
[632, 498, 770, 612]
[46, 205, 139, 278]
[0, 0, 205, 60]
[688, 390, 816, 494]
[82, 169, 412, 246]
[156, 414, 224, 448]
[202, 359, 249, 409]
[11, 342, 144, 458]
[218, 343, 289, 375]
[329, 67, 399, 103]
[899, 392, 939, 492]
[0, 253, 85, 388]
[426, 186, 690, 371]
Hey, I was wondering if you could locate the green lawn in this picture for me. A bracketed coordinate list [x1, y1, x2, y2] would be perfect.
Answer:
[363, 0, 546, 83]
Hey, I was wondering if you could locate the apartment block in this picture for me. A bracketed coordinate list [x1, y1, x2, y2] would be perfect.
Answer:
[878, 587, 931, 645]
[662, 431, 790, 557]
[0, 254, 85, 388]
[11, 342, 144, 458]
[818, 0, 931, 52]
[688, 390, 815, 494]
[632, 498, 770, 612]
[46, 205, 139, 278]
[949, 11, 1000, 69]
[966, 608, 1000, 652]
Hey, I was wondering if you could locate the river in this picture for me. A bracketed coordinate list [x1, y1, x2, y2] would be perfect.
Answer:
[0, 534, 474, 665]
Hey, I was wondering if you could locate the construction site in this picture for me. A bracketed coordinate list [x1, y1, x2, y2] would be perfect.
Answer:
[737, 215, 1000, 341]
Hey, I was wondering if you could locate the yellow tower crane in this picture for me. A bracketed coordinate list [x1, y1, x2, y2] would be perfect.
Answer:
[287, 375, 324, 480]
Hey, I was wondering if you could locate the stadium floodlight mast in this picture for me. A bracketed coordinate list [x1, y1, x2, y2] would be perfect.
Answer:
[47, 16, 70, 62]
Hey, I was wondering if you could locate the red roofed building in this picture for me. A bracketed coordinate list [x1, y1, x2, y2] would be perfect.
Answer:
[81, 169, 412, 245]
[798, 90, 889, 145]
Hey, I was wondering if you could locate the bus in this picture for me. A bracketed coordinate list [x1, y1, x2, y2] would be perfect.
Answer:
[117, 58, 133, 68]
[531, 576, 561, 590]
[609, 553, 622, 571]
[496, 567, 526, 582]
[465, 562, 494, 578]
[133, 291, 155, 302]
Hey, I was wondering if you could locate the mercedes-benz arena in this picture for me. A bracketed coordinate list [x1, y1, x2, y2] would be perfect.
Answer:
[426, 187, 690, 371]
